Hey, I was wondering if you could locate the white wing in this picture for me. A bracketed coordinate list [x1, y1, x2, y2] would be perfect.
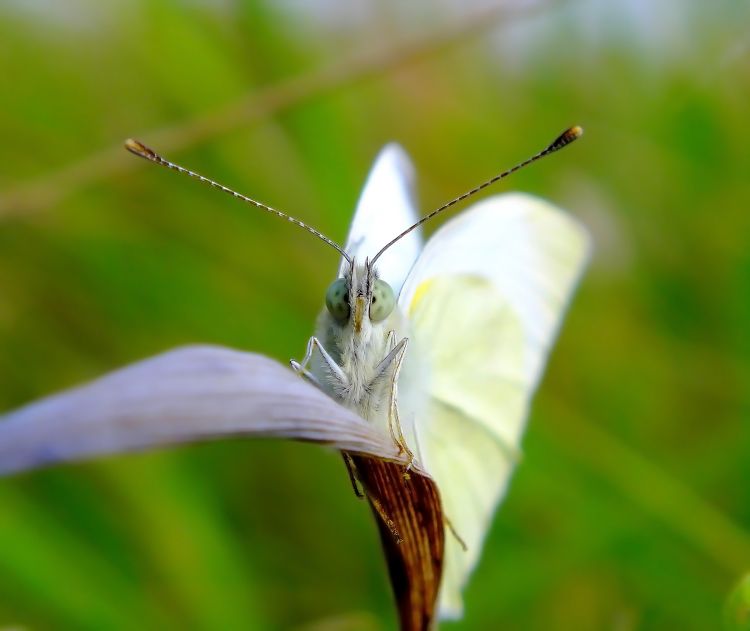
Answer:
[398, 192, 590, 618]
[338, 144, 422, 293]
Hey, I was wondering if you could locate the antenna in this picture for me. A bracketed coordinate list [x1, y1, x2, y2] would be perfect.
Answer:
[124, 139, 352, 263]
[370, 125, 584, 268]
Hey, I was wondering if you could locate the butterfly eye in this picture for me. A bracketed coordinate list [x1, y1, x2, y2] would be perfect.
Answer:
[369, 279, 395, 322]
[325, 278, 350, 322]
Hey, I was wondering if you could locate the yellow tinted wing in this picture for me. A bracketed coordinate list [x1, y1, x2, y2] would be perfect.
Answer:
[400, 193, 590, 617]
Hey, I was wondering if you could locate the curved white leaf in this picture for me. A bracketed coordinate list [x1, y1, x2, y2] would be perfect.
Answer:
[0, 345, 409, 476]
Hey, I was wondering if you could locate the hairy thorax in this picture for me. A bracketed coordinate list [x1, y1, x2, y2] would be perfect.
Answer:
[314, 307, 405, 424]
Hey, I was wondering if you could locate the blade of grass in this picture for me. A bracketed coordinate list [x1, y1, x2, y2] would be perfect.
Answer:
[541, 397, 750, 576]
[0, 486, 172, 628]
[97, 456, 268, 630]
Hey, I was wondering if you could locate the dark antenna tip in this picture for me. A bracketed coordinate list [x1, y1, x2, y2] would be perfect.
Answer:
[548, 125, 584, 152]
[124, 138, 155, 160]
[369, 124, 585, 267]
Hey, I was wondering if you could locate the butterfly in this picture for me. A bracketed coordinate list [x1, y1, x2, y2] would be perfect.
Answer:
[125, 128, 590, 618]
[288, 129, 589, 617]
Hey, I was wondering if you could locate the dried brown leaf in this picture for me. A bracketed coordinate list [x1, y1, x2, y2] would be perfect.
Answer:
[350, 455, 444, 631]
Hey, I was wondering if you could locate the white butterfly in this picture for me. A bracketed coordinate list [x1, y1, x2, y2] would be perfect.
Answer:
[292, 138, 590, 617]
[125, 130, 590, 619]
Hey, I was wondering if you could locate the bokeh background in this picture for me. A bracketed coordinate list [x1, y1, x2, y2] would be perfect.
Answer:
[1, 1, 749, 629]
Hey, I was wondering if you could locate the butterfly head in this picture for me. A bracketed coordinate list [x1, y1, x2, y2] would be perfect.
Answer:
[325, 259, 395, 335]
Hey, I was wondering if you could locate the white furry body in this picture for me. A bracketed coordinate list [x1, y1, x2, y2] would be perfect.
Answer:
[310, 264, 409, 437]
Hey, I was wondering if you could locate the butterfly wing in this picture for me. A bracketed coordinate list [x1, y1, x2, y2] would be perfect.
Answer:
[398, 192, 591, 618]
[339, 144, 422, 293]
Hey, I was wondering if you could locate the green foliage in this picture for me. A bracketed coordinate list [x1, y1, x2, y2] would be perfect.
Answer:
[1, 1, 749, 629]
[726, 574, 750, 631]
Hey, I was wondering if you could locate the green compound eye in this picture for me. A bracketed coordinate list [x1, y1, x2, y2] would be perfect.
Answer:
[325, 278, 350, 322]
[370, 279, 395, 322]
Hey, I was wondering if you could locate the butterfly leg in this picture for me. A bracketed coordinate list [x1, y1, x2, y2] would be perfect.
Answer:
[291, 336, 348, 389]
[444, 514, 468, 551]
[367, 492, 403, 544]
[382, 330, 404, 451]
[371, 338, 415, 469]
[371, 336, 407, 381]
[341, 452, 365, 499]
[385, 329, 397, 352]
[289, 360, 321, 388]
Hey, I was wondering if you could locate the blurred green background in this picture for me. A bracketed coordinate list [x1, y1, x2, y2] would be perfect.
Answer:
[1, 1, 749, 629]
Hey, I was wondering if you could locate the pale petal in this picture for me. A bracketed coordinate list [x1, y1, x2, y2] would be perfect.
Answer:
[0, 345, 406, 476]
